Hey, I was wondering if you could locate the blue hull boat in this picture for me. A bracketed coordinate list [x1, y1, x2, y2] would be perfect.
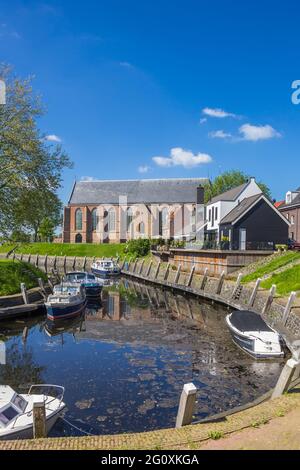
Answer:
[45, 284, 87, 321]
[64, 272, 103, 298]
[91, 259, 121, 278]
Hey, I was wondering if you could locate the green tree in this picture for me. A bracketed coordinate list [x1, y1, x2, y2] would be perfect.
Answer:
[0, 65, 72, 238]
[203, 170, 271, 203]
[14, 189, 62, 242]
[38, 217, 57, 242]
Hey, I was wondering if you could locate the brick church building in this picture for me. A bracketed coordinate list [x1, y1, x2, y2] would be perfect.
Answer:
[63, 178, 207, 243]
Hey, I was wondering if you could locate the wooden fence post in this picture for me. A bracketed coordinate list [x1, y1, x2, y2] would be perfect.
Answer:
[139, 259, 145, 275]
[272, 358, 300, 399]
[248, 278, 261, 307]
[164, 263, 170, 281]
[231, 273, 243, 300]
[200, 268, 208, 291]
[174, 264, 181, 284]
[44, 254, 48, 273]
[146, 261, 153, 277]
[83, 257, 87, 271]
[262, 285, 276, 315]
[133, 258, 138, 273]
[186, 265, 195, 287]
[53, 255, 57, 271]
[154, 262, 161, 279]
[35, 254, 39, 268]
[282, 292, 296, 326]
[175, 383, 197, 428]
[63, 255, 67, 274]
[33, 402, 47, 438]
[72, 257, 76, 271]
[216, 271, 225, 295]
[20, 283, 28, 305]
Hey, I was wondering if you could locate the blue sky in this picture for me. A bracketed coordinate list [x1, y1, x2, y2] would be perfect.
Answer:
[1, 0, 300, 203]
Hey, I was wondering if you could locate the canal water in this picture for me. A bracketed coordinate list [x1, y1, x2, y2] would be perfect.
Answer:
[0, 278, 284, 437]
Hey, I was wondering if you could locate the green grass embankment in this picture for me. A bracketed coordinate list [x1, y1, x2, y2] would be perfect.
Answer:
[0, 259, 47, 296]
[0, 242, 126, 259]
[242, 251, 300, 283]
[261, 264, 300, 296]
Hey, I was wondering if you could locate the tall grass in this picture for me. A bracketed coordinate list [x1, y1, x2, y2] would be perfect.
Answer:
[0, 260, 47, 296]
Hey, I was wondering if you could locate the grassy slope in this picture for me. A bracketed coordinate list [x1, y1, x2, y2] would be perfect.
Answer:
[0, 242, 126, 258]
[261, 265, 300, 296]
[242, 251, 300, 283]
[0, 260, 47, 296]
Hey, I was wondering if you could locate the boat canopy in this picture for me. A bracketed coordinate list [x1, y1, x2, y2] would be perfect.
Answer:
[230, 311, 273, 333]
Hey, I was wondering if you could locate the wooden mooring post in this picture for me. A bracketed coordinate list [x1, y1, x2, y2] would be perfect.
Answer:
[282, 292, 296, 326]
[200, 268, 208, 291]
[72, 257, 76, 271]
[20, 253, 23, 261]
[186, 265, 195, 287]
[20, 283, 28, 305]
[175, 383, 197, 428]
[63, 256, 67, 274]
[83, 256, 87, 271]
[248, 278, 261, 307]
[262, 285, 276, 315]
[53, 255, 57, 270]
[22, 326, 29, 344]
[174, 264, 181, 284]
[33, 402, 47, 439]
[35, 254, 39, 268]
[38, 278, 47, 299]
[216, 270, 225, 295]
[28, 253, 31, 264]
[127, 257, 133, 272]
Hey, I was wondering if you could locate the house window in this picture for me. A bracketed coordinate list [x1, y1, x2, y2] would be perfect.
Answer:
[108, 208, 116, 232]
[209, 209, 211, 222]
[286, 213, 289, 221]
[91, 208, 97, 231]
[75, 209, 82, 231]
[291, 215, 295, 225]
[215, 207, 218, 221]
[126, 207, 133, 231]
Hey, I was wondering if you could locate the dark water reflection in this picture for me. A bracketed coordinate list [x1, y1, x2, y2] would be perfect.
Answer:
[0, 278, 284, 436]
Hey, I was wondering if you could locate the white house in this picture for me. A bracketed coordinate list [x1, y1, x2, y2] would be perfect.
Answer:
[205, 177, 262, 243]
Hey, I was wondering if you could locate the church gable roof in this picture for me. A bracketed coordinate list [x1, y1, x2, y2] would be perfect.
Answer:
[68, 178, 208, 205]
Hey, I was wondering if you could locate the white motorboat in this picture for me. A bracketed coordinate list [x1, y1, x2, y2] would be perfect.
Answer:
[91, 258, 121, 277]
[0, 384, 66, 440]
[226, 310, 284, 359]
[64, 272, 103, 298]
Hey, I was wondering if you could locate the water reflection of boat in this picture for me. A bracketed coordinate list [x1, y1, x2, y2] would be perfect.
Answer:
[44, 314, 86, 337]
[64, 272, 102, 298]
[45, 284, 87, 321]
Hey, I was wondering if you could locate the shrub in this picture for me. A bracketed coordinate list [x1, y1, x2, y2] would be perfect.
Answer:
[124, 238, 151, 257]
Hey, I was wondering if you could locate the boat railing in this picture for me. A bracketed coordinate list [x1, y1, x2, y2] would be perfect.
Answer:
[28, 384, 65, 404]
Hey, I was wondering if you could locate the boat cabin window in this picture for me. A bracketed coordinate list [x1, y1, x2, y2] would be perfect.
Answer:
[12, 394, 27, 412]
[0, 406, 19, 426]
[87, 274, 96, 280]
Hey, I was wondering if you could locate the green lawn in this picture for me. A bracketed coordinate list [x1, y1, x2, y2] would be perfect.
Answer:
[0, 242, 126, 258]
[0, 259, 47, 296]
[261, 264, 300, 296]
[242, 251, 300, 283]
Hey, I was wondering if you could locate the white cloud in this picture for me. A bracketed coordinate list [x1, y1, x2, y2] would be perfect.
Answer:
[138, 165, 151, 174]
[209, 130, 232, 139]
[239, 124, 281, 142]
[45, 134, 62, 143]
[81, 176, 98, 182]
[119, 61, 134, 68]
[199, 118, 207, 124]
[152, 147, 212, 169]
[202, 107, 237, 118]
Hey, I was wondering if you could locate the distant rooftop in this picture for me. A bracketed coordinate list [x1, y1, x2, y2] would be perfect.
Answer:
[209, 181, 250, 204]
[68, 178, 209, 205]
[220, 194, 262, 224]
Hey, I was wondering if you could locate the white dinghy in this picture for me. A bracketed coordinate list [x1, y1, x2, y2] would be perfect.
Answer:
[0, 384, 66, 440]
[226, 310, 284, 359]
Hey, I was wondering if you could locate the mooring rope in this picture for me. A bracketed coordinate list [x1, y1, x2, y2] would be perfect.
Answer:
[60, 416, 97, 436]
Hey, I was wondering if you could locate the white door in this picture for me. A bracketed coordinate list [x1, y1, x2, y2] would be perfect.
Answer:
[239, 229, 246, 250]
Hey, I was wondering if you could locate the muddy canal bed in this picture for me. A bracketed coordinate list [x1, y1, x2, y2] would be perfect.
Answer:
[0, 278, 284, 436]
